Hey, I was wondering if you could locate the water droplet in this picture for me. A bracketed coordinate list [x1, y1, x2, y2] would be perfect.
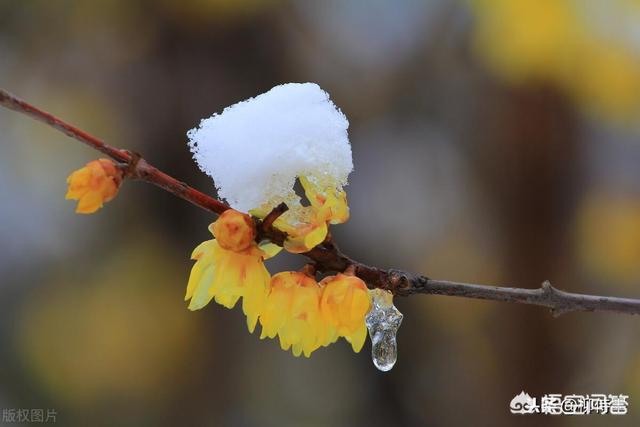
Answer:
[365, 288, 403, 372]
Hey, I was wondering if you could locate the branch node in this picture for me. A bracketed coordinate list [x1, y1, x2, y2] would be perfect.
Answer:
[387, 269, 412, 295]
[541, 280, 556, 296]
[412, 275, 430, 293]
[119, 150, 142, 178]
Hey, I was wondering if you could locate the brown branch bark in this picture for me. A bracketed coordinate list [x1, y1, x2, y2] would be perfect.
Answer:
[0, 89, 229, 215]
[2, 87, 640, 317]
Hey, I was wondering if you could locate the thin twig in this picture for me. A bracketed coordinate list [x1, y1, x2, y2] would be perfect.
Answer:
[259, 202, 289, 234]
[0, 89, 229, 215]
[2, 87, 640, 316]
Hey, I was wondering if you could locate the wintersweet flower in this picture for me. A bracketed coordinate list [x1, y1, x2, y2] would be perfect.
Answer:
[186, 209, 271, 332]
[319, 273, 372, 352]
[185, 83, 367, 357]
[300, 176, 349, 225]
[252, 176, 350, 253]
[259, 271, 324, 357]
[65, 159, 122, 214]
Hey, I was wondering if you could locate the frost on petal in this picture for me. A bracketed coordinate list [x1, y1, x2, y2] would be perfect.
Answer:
[187, 83, 353, 213]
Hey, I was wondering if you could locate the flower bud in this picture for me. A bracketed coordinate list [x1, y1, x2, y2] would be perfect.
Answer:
[65, 159, 122, 214]
[210, 209, 256, 252]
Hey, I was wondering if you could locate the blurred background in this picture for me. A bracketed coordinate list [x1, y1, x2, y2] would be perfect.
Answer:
[1, 0, 640, 425]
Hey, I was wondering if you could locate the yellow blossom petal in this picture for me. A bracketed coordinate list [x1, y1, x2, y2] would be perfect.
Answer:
[242, 259, 271, 333]
[65, 159, 122, 214]
[185, 239, 215, 301]
[282, 222, 328, 254]
[65, 168, 91, 199]
[249, 176, 350, 254]
[76, 191, 105, 214]
[258, 242, 283, 259]
[300, 176, 349, 224]
[319, 273, 372, 352]
[259, 271, 324, 357]
[185, 213, 271, 333]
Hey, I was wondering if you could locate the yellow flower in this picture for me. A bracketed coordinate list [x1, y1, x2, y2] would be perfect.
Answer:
[259, 271, 324, 357]
[185, 209, 271, 332]
[319, 274, 371, 352]
[65, 159, 122, 214]
[211, 207, 256, 251]
[300, 176, 349, 225]
[185, 184, 359, 356]
[251, 176, 350, 253]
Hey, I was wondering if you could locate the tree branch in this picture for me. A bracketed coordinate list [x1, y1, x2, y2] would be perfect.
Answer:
[0, 89, 230, 215]
[2, 87, 640, 317]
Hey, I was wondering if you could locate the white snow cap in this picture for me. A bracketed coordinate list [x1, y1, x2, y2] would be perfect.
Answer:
[187, 83, 353, 212]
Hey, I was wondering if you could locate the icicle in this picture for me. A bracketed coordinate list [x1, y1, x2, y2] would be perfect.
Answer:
[365, 288, 403, 371]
